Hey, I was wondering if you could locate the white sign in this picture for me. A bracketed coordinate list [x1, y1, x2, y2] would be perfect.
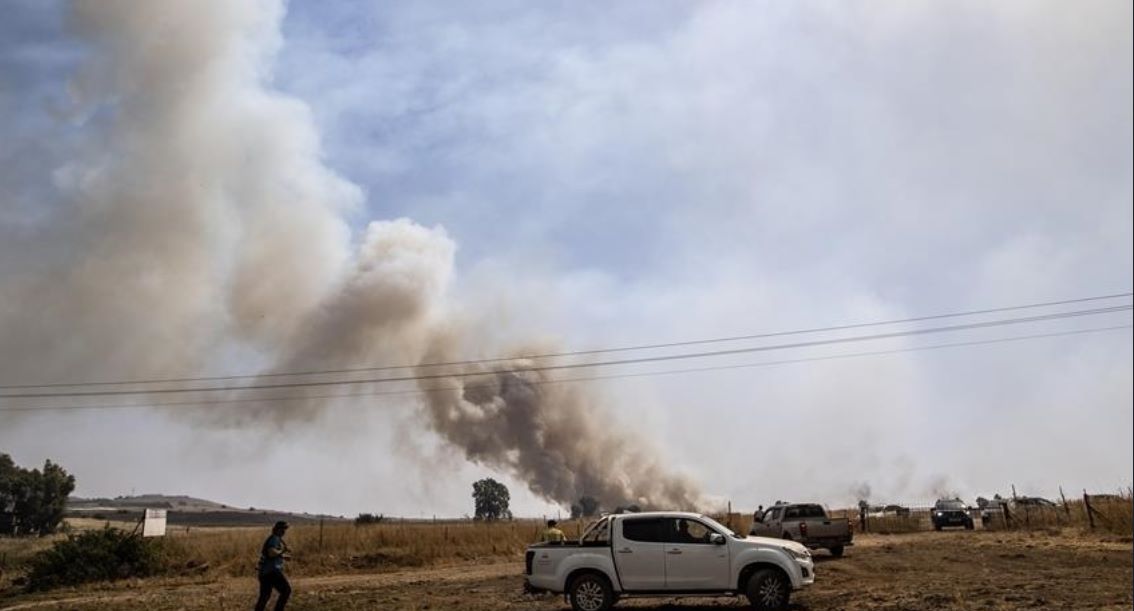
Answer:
[142, 509, 167, 537]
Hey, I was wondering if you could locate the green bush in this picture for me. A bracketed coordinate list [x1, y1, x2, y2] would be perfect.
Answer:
[25, 528, 172, 591]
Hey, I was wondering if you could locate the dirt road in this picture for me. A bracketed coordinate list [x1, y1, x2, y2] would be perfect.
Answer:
[3, 530, 1130, 610]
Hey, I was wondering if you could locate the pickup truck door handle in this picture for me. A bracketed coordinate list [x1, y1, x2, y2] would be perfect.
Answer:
[666, 549, 682, 555]
[617, 548, 633, 554]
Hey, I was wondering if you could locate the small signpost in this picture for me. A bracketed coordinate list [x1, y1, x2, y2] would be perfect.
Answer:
[142, 508, 167, 537]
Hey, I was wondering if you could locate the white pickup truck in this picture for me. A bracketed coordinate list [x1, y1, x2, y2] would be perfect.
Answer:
[524, 511, 814, 611]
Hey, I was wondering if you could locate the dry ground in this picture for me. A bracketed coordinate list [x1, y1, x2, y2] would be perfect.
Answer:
[2, 530, 1130, 610]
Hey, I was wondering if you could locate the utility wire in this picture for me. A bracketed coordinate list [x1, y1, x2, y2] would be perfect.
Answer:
[1, 304, 1129, 400]
[1, 291, 1129, 390]
[1, 324, 1128, 413]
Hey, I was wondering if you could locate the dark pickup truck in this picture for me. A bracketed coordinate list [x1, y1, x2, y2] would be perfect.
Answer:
[932, 499, 974, 530]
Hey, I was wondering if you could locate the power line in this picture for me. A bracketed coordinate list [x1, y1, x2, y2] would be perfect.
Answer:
[1, 324, 1128, 413]
[2, 304, 1129, 400]
[2, 291, 1129, 390]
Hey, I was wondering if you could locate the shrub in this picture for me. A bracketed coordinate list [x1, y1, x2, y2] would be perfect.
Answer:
[355, 513, 384, 525]
[25, 527, 172, 591]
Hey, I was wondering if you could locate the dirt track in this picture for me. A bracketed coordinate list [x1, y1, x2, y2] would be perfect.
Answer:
[2, 530, 1130, 610]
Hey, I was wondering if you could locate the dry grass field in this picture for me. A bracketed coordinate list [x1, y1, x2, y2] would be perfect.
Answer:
[1, 529, 1130, 610]
[1, 500, 1130, 610]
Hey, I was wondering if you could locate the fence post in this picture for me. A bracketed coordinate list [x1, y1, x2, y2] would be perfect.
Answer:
[318, 518, 324, 554]
[1059, 486, 1071, 521]
[1082, 491, 1095, 530]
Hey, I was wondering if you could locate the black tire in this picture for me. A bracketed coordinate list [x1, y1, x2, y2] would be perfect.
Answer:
[568, 572, 614, 611]
[934, 523, 942, 531]
[781, 532, 793, 541]
[829, 545, 845, 557]
[745, 568, 790, 611]
[964, 520, 974, 530]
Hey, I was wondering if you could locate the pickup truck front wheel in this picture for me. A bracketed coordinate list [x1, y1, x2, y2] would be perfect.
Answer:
[568, 572, 614, 611]
[745, 568, 790, 611]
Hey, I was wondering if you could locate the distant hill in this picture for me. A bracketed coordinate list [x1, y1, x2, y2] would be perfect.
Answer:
[67, 494, 347, 527]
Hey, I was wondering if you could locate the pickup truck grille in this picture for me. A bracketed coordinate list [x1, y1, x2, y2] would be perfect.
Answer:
[525, 550, 534, 575]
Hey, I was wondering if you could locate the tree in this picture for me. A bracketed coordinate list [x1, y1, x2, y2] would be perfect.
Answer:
[0, 453, 76, 536]
[471, 478, 511, 520]
[0, 454, 18, 534]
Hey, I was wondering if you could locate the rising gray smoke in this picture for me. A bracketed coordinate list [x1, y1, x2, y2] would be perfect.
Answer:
[415, 344, 701, 509]
[0, 0, 700, 510]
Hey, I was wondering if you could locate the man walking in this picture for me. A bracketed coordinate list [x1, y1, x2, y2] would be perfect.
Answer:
[255, 521, 292, 611]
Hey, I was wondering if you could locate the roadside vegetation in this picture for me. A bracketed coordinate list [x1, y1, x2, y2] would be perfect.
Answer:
[1, 468, 1129, 597]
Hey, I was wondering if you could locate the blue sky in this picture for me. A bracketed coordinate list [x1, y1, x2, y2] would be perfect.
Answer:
[0, 1, 1131, 516]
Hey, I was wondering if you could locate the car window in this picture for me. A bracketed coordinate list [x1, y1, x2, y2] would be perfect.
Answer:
[668, 518, 716, 544]
[784, 506, 799, 519]
[768, 507, 782, 521]
[936, 500, 965, 510]
[800, 505, 826, 518]
[621, 518, 666, 543]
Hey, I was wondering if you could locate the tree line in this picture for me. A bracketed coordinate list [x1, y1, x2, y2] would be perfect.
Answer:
[471, 478, 636, 521]
[0, 453, 75, 536]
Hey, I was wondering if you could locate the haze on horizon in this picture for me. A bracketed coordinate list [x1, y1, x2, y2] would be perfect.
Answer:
[1, 0, 1131, 518]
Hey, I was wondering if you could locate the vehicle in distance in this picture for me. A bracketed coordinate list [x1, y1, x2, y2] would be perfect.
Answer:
[932, 498, 974, 530]
[525, 511, 814, 611]
[1013, 496, 1057, 508]
[864, 503, 911, 518]
[749, 502, 853, 557]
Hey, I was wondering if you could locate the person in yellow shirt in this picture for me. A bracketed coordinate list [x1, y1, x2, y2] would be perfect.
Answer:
[540, 519, 566, 543]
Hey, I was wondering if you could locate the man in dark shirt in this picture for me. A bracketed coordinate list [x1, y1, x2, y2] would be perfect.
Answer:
[255, 521, 292, 611]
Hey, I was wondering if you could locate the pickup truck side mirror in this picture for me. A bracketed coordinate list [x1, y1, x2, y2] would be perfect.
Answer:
[709, 533, 725, 545]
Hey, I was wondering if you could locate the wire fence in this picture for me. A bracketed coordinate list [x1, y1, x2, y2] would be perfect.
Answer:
[712, 490, 1132, 537]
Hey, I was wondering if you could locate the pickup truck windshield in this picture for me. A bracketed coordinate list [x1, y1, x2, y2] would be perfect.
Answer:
[937, 500, 966, 510]
[698, 515, 744, 539]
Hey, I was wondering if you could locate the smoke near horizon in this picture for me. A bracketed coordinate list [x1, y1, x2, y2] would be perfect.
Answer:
[0, 0, 700, 511]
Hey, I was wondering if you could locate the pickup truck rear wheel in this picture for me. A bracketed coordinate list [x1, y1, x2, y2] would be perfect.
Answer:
[745, 568, 790, 611]
[829, 545, 845, 557]
[568, 572, 614, 611]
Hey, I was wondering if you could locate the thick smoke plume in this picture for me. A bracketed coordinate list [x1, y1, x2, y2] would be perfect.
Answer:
[416, 350, 700, 509]
[0, 0, 700, 510]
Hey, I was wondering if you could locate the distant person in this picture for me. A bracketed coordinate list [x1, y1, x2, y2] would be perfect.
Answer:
[255, 521, 292, 611]
[754, 505, 764, 522]
[540, 519, 566, 543]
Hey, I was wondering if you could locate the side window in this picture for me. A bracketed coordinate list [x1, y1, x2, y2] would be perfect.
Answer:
[802, 505, 825, 518]
[669, 518, 716, 544]
[784, 506, 800, 519]
[622, 518, 666, 543]
[768, 507, 782, 521]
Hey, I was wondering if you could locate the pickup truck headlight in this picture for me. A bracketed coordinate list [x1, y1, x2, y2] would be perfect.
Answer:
[786, 547, 810, 561]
